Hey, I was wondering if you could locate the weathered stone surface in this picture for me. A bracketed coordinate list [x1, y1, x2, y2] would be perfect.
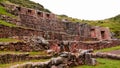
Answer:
[0, 15, 20, 25]
[0, 53, 29, 64]
[93, 52, 120, 60]
[0, 39, 120, 52]
[85, 53, 97, 65]
[0, 3, 112, 41]
[11, 50, 96, 68]
[26, 36, 49, 51]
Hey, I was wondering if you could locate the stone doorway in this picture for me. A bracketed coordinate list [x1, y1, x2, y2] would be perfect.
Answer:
[101, 31, 105, 39]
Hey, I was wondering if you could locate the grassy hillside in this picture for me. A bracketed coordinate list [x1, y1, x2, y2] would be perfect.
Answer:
[74, 58, 120, 68]
[86, 15, 120, 38]
[0, 0, 51, 13]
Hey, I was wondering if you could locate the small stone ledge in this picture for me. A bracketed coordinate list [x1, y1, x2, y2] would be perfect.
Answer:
[92, 52, 120, 60]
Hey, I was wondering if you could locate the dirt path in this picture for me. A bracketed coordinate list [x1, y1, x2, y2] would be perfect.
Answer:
[106, 50, 120, 55]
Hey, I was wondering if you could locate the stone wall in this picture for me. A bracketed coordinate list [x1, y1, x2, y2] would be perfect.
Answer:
[19, 14, 64, 32]
[0, 25, 41, 38]
[0, 24, 95, 41]
[1, 3, 112, 40]
[0, 41, 50, 52]
[90, 26, 111, 40]
[0, 39, 120, 52]
[0, 15, 20, 25]
[11, 51, 96, 68]
[49, 40, 120, 53]
[0, 53, 51, 64]
[76, 40, 120, 50]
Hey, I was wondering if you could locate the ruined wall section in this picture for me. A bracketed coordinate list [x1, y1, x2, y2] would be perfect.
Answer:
[63, 22, 91, 39]
[0, 3, 112, 41]
[13, 6, 67, 33]
[0, 24, 94, 41]
[0, 25, 41, 38]
[90, 26, 111, 40]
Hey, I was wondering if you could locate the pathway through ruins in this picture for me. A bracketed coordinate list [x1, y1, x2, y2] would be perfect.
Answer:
[106, 50, 120, 55]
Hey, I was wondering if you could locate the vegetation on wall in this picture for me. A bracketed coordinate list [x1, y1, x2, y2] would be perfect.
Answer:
[5, 0, 51, 13]
[0, 20, 16, 27]
[0, 6, 15, 17]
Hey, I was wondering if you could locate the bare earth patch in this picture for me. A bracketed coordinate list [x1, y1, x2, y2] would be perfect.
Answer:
[106, 50, 120, 55]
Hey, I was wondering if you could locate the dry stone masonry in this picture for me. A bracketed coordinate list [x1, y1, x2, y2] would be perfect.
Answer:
[0, 3, 119, 52]
[0, 3, 112, 41]
[11, 49, 96, 68]
[0, 2, 120, 68]
[0, 53, 52, 64]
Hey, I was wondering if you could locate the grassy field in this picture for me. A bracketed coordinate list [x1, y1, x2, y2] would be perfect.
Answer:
[1, 58, 120, 68]
[0, 51, 48, 56]
[95, 45, 120, 52]
[0, 59, 49, 68]
[73, 58, 120, 68]
[0, 38, 20, 42]
[73, 46, 120, 68]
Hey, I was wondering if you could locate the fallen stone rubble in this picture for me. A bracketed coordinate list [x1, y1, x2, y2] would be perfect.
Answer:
[11, 49, 97, 68]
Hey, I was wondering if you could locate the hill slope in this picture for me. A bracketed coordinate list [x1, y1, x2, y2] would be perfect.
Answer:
[87, 14, 120, 38]
[0, 0, 51, 13]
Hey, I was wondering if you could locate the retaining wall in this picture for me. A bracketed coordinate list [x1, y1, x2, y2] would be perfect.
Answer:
[0, 40, 120, 52]
[0, 53, 51, 64]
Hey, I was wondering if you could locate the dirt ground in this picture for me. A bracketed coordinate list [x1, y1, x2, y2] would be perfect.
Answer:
[106, 50, 120, 55]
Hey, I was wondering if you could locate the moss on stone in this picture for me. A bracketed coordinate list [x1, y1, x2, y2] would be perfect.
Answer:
[0, 20, 16, 27]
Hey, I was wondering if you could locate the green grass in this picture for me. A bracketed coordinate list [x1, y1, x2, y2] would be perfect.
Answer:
[0, 59, 50, 68]
[0, 20, 16, 27]
[5, 0, 51, 13]
[0, 51, 48, 56]
[0, 51, 25, 54]
[0, 6, 16, 18]
[0, 38, 20, 42]
[73, 58, 120, 68]
[29, 51, 48, 56]
[95, 45, 120, 52]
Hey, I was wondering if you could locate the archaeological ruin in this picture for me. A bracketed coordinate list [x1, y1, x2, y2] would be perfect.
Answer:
[0, 3, 120, 68]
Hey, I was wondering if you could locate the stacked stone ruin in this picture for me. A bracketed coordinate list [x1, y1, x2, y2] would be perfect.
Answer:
[0, 3, 120, 68]
[0, 3, 111, 41]
[0, 3, 120, 52]
[10, 50, 96, 68]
